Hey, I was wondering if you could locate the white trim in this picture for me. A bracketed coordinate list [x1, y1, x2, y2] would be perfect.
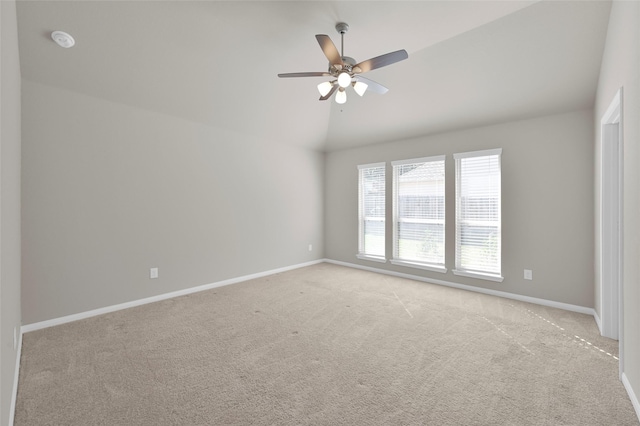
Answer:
[391, 155, 445, 166]
[600, 121, 622, 339]
[8, 329, 23, 426]
[453, 269, 504, 283]
[593, 310, 603, 334]
[390, 259, 447, 273]
[22, 259, 324, 333]
[622, 373, 640, 423]
[356, 254, 387, 263]
[602, 89, 621, 125]
[599, 87, 624, 378]
[357, 161, 385, 170]
[326, 259, 594, 315]
[453, 148, 502, 160]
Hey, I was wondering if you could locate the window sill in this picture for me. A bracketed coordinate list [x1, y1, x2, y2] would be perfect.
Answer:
[453, 269, 504, 283]
[356, 254, 387, 263]
[390, 259, 447, 274]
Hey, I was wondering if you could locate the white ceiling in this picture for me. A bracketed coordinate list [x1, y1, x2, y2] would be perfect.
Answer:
[16, 1, 611, 151]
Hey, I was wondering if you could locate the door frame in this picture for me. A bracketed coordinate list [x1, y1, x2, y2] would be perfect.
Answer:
[599, 87, 623, 377]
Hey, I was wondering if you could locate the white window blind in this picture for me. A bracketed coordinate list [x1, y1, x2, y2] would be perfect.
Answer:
[358, 163, 386, 261]
[391, 156, 445, 271]
[454, 149, 502, 280]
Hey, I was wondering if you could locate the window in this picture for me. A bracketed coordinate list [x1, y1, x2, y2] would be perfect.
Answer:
[454, 149, 503, 282]
[391, 156, 446, 272]
[357, 163, 386, 262]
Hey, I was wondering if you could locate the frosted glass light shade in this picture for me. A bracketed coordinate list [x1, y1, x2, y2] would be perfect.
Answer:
[354, 81, 368, 96]
[335, 89, 347, 104]
[337, 72, 351, 88]
[317, 81, 333, 97]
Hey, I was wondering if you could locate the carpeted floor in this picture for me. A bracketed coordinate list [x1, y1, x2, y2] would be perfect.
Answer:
[15, 263, 639, 425]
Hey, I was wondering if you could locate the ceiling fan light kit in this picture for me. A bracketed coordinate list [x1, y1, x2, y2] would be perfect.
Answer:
[353, 81, 368, 96]
[337, 72, 351, 88]
[317, 81, 334, 97]
[278, 22, 408, 105]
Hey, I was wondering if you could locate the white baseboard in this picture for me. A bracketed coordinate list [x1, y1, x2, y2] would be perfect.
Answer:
[22, 259, 324, 333]
[13, 258, 638, 424]
[594, 310, 603, 334]
[21, 257, 595, 333]
[9, 328, 23, 426]
[325, 259, 595, 316]
[622, 373, 640, 422]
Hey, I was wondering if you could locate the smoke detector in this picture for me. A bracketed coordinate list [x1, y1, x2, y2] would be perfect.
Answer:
[51, 31, 75, 48]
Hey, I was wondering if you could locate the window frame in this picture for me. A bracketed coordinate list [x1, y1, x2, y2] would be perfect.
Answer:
[357, 162, 387, 263]
[453, 149, 504, 282]
[390, 155, 447, 273]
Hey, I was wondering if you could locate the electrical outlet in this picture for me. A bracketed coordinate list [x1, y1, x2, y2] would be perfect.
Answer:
[308, 244, 313, 252]
[524, 269, 533, 280]
[150, 267, 159, 279]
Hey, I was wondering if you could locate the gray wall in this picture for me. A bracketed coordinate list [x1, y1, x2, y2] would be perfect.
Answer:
[595, 0, 640, 413]
[13, 1, 640, 421]
[0, 0, 22, 424]
[326, 109, 594, 308]
[21, 81, 324, 325]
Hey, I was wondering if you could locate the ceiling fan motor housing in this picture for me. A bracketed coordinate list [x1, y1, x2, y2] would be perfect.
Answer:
[341, 56, 356, 66]
[329, 56, 357, 74]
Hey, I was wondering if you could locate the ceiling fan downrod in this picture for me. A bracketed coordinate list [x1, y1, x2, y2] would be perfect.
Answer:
[336, 22, 349, 59]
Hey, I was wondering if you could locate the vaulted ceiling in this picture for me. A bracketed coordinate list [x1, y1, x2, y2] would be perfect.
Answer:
[16, 1, 611, 151]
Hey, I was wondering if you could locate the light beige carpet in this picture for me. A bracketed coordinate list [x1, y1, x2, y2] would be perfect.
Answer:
[15, 263, 639, 425]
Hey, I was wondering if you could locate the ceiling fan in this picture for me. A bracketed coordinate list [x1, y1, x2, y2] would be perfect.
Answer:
[278, 23, 408, 104]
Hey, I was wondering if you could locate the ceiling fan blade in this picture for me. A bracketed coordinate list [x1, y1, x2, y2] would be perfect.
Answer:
[353, 49, 408, 73]
[319, 84, 338, 101]
[278, 72, 331, 78]
[354, 76, 389, 94]
[316, 34, 344, 66]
